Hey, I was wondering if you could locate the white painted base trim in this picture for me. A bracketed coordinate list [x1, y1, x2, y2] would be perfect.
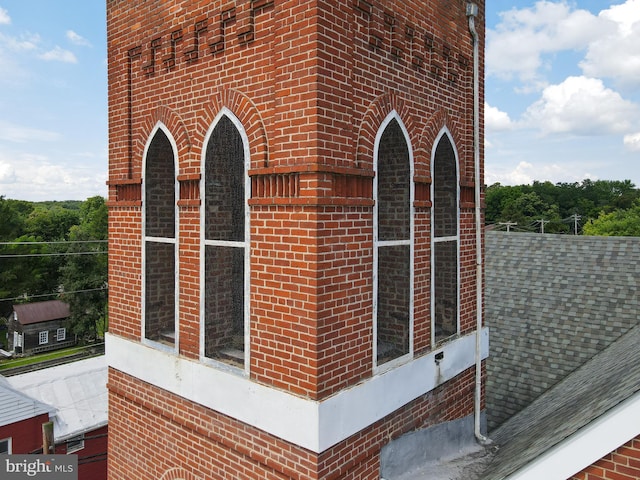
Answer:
[506, 392, 640, 480]
[106, 329, 488, 453]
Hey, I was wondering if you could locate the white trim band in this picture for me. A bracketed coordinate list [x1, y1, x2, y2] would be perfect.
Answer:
[106, 329, 488, 453]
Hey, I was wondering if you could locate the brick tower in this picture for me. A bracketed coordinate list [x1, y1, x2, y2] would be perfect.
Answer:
[106, 1, 487, 478]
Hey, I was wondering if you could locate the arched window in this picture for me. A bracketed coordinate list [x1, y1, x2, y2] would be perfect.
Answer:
[143, 125, 178, 349]
[374, 114, 413, 369]
[202, 111, 249, 370]
[432, 132, 459, 345]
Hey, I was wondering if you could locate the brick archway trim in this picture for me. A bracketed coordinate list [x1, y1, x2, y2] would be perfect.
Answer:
[140, 104, 192, 160]
[203, 87, 269, 169]
[355, 92, 413, 169]
[416, 108, 466, 181]
[159, 467, 202, 480]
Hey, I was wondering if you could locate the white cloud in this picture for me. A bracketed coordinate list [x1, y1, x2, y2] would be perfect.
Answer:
[66, 30, 91, 47]
[624, 132, 640, 152]
[0, 159, 16, 183]
[580, 0, 640, 90]
[485, 103, 513, 132]
[487, 1, 603, 83]
[0, 31, 40, 52]
[38, 46, 77, 63]
[0, 7, 10, 25]
[522, 76, 638, 136]
[486, 160, 594, 186]
[0, 121, 61, 143]
[0, 152, 106, 201]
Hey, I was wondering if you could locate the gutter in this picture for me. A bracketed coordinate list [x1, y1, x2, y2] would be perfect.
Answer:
[467, 2, 492, 446]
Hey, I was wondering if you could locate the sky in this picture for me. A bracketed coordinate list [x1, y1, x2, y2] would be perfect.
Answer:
[485, 0, 640, 186]
[0, 1, 638, 201]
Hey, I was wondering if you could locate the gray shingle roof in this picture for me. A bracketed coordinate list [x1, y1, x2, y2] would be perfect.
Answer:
[485, 232, 640, 430]
[480, 323, 640, 479]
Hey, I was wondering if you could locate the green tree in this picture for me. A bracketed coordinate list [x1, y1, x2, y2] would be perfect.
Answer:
[502, 192, 560, 232]
[484, 183, 523, 224]
[484, 179, 639, 234]
[25, 205, 80, 241]
[0, 198, 53, 304]
[60, 196, 108, 341]
[0, 196, 29, 241]
[582, 202, 640, 236]
[0, 234, 56, 301]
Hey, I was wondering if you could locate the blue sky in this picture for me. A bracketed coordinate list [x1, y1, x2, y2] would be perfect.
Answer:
[0, 1, 107, 201]
[485, 0, 640, 186]
[0, 1, 638, 201]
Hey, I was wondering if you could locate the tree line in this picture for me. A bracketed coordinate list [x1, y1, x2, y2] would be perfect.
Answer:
[0, 196, 107, 344]
[485, 179, 640, 236]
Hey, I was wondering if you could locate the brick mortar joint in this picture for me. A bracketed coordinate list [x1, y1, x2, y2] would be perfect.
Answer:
[107, 373, 315, 477]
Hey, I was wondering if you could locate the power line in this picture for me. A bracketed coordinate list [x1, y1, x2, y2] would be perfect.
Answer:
[2, 287, 108, 303]
[0, 240, 107, 246]
[0, 251, 106, 258]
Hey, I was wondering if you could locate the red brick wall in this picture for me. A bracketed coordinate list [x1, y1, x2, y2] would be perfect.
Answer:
[570, 436, 640, 480]
[107, 365, 477, 480]
[108, 0, 485, 397]
[107, 0, 485, 477]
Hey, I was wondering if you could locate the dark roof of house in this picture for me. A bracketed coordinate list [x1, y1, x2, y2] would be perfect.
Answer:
[478, 323, 640, 479]
[485, 232, 640, 430]
[13, 300, 71, 325]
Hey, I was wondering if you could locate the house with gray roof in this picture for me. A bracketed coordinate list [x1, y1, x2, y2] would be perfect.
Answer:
[485, 232, 640, 430]
[480, 322, 640, 479]
[385, 232, 640, 479]
[481, 232, 640, 479]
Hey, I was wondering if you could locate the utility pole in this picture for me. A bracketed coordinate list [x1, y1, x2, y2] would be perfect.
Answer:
[537, 219, 549, 234]
[572, 214, 581, 235]
[498, 222, 517, 232]
[42, 421, 54, 454]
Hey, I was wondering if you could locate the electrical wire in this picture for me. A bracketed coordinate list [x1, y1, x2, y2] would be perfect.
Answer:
[0, 251, 106, 258]
[2, 287, 108, 303]
[0, 240, 107, 246]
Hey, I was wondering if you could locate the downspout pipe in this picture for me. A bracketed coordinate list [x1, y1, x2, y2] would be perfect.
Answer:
[467, 2, 492, 446]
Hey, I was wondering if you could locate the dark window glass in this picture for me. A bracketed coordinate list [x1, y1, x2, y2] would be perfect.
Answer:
[376, 118, 411, 366]
[204, 245, 245, 364]
[433, 135, 457, 238]
[144, 129, 176, 346]
[145, 241, 176, 345]
[204, 116, 245, 242]
[433, 134, 458, 343]
[145, 130, 175, 238]
[434, 240, 457, 341]
[377, 244, 411, 364]
[0, 438, 10, 455]
[378, 119, 410, 241]
[204, 116, 246, 367]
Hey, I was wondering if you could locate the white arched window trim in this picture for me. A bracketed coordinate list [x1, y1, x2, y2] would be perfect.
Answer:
[199, 107, 251, 375]
[430, 127, 461, 347]
[141, 121, 180, 354]
[373, 110, 415, 374]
